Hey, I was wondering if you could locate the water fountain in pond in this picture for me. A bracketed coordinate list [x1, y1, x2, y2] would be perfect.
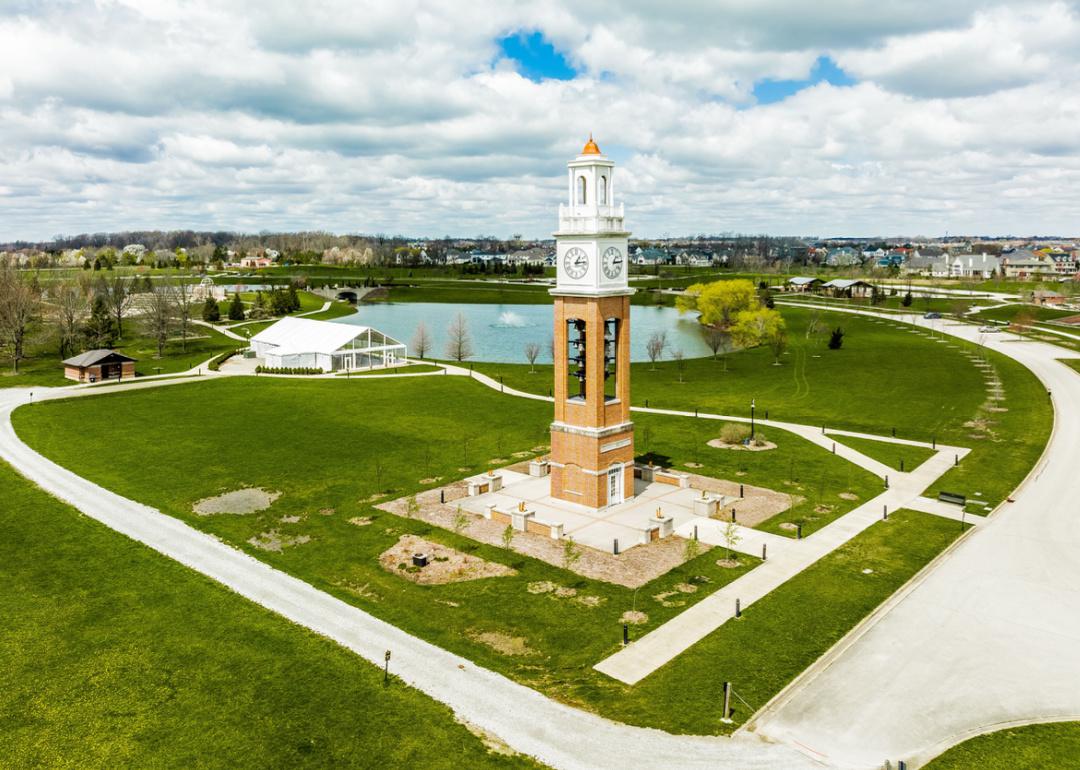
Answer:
[492, 311, 531, 328]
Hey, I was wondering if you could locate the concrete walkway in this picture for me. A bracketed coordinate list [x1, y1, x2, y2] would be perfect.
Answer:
[594, 445, 968, 685]
[748, 304, 1080, 768]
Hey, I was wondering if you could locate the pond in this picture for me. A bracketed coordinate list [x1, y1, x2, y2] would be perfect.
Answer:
[333, 302, 712, 363]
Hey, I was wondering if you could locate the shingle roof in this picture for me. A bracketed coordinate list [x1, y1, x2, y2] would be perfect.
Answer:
[62, 349, 137, 367]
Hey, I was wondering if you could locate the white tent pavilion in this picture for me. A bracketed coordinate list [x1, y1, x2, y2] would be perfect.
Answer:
[250, 317, 406, 372]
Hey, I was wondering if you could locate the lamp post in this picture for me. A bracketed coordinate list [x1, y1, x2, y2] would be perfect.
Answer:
[750, 399, 756, 439]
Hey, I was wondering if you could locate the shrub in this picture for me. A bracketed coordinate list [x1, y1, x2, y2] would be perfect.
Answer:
[202, 296, 221, 322]
[208, 348, 243, 372]
[719, 423, 751, 445]
[254, 365, 323, 375]
[828, 327, 845, 350]
[227, 293, 245, 321]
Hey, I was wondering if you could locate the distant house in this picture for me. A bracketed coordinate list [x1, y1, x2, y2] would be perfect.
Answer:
[825, 247, 862, 267]
[1002, 250, 1056, 279]
[1031, 290, 1066, 306]
[250, 317, 407, 372]
[634, 247, 669, 266]
[821, 279, 874, 298]
[787, 276, 822, 292]
[63, 349, 137, 383]
[949, 253, 1001, 280]
[239, 255, 273, 269]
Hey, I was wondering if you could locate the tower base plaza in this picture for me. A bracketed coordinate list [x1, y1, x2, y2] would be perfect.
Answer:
[458, 468, 737, 553]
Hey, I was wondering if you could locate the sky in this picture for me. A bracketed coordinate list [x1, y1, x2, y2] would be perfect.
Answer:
[2, 1, 1080, 242]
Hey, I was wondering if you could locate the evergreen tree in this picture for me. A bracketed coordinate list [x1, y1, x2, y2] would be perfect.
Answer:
[202, 296, 221, 322]
[84, 294, 117, 348]
[228, 292, 245, 321]
[287, 284, 301, 312]
[828, 327, 845, 350]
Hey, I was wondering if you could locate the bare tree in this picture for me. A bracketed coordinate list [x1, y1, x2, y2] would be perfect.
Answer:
[0, 260, 41, 373]
[142, 283, 175, 358]
[645, 330, 667, 370]
[172, 277, 195, 353]
[411, 321, 432, 359]
[524, 341, 541, 372]
[50, 278, 89, 358]
[444, 312, 474, 361]
[100, 276, 134, 339]
[672, 348, 686, 382]
[547, 336, 555, 361]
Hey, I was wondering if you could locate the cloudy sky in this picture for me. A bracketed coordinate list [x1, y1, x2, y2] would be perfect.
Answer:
[3, 0, 1080, 241]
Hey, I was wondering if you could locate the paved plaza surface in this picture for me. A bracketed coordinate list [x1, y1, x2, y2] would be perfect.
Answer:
[459, 470, 731, 552]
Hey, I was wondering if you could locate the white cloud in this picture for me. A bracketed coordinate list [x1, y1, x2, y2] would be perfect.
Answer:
[1, 0, 1080, 240]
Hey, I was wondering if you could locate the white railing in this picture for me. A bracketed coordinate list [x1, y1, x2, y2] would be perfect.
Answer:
[559, 203, 624, 219]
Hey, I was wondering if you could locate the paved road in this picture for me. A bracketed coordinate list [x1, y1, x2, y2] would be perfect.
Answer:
[750, 307, 1080, 768]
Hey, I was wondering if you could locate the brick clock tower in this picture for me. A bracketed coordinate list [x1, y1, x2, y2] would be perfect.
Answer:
[549, 136, 635, 509]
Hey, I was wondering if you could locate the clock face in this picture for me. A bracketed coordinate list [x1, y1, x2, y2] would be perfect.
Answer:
[602, 247, 624, 280]
[563, 247, 589, 280]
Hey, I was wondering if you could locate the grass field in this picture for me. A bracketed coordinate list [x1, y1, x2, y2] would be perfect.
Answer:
[970, 303, 1078, 324]
[593, 509, 963, 734]
[831, 434, 937, 472]
[339, 363, 443, 376]
[0, 460, 534, 769]
[0, 324, 238, 388]
[478, 306, 988, 440]
[633, 412, 882, 536]
[11, 374, 924, 735]
[925, 722, 1080, 769]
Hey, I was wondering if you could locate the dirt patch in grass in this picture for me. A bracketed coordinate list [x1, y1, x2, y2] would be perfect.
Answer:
[380, 480, 731, 588]
[379, 534, 516, 585]
[654, 591, 686, 608]
[466, 629, 534, 656]
[621, 610, 648, 625]
[349, 516, 374, 527]
[280, 514, 304, 524]
[707, 438, 778, 452]
[192, 487, 281, 515]
[838, 492, 860, 501]
[318, 507, 335, 516]
[527, 580, 557, 594]
[248, 529, 311, 552]
[418, 477, 443, 485]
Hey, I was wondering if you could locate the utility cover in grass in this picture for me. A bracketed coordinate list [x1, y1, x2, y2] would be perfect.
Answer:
[379, 534, 516, 585]
[192, 487, 281, 515]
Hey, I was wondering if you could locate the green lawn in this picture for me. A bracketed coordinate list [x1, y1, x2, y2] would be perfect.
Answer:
[0, 460, 534, 769]
[305, 301, 358, 320]
[381, 281, 552, 304]
[971, 303, 1078, 324]
[13, 377, 768, 733]
[339, 363, 443, 376]
[478, 306, 1052, 512]
[633, 412, 882, 536]
[925, 722, 1080, 769]
[480, 306, 987, 441]
[831, 434, 937, 472]
[0, 325, 237, 388]
[594, 509, 964, 734]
